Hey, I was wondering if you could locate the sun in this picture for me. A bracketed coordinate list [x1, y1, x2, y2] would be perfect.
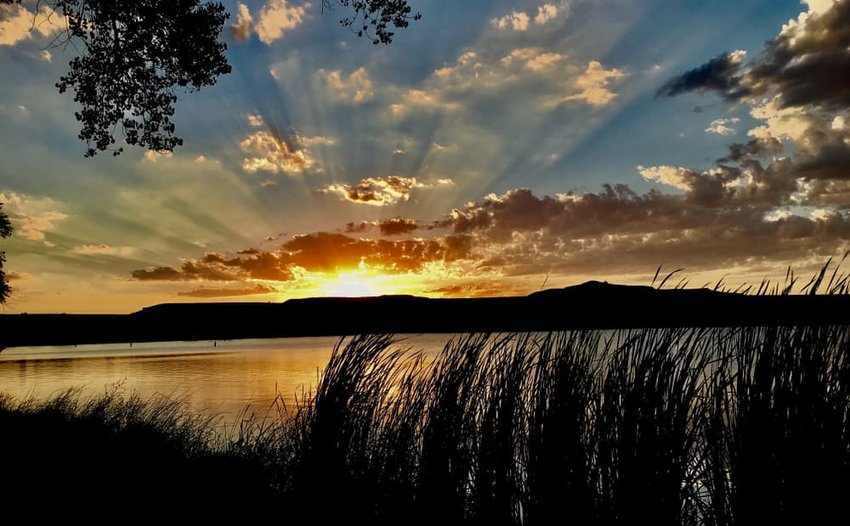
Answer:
[320, 271, 382, 297]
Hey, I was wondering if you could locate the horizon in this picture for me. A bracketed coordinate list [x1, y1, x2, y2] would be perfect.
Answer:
[2, 274, 833, 317]
[3, 0, 850, 313]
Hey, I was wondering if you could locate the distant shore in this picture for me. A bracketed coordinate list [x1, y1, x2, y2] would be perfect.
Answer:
[3, 281, 850, 348]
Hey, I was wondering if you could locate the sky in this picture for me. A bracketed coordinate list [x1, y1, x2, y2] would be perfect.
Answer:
[1, 0, 849, 313]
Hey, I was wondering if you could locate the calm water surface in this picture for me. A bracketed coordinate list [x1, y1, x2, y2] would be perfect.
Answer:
[0, 334, 455, 421]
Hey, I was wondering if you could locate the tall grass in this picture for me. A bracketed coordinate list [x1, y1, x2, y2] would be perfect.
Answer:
[5, 328, 850, 523]
[281, 326, 850, 524]
[0, 385, 277, 521]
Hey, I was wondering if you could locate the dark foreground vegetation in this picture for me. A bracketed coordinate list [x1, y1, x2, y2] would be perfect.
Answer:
[4, 324, 850, 524]
[0, 387, 275, 521]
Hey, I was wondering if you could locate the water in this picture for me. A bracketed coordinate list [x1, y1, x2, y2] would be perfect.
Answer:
[0, 334, 454, 421]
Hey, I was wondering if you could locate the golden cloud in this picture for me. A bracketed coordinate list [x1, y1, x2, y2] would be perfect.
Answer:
[319, 176, 453, 206]
[240, 128, 316, 174]
[562, 61, 626, 106]
[254, 0, 309, 44]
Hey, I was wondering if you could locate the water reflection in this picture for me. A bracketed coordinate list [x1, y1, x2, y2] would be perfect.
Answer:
[0, 335, 453, 420]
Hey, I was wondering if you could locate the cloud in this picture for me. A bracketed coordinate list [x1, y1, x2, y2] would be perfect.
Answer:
[377, 217, 419, 236]
[231, 2, 254, 42]
[247, 114, 265, 127]
[137, 171, 850, 293]
[0, 4, 64, 47]
[706, 117, 740, 136]
[656, 0, 850, 220]
[491, 11, 530, 31]
[132, 250, 295, 282]
[319, 67, 374, 103]
[238, 115, 333, 175]
[803, 0, 837, 13]
[282, 232, 472, 273]
[659, 2, 850, 110]
[0, 4, 34, 46]
[638, 165, 700, 191]
[240, 127, 318, 175]
[128, 2, 850, 291]
[0, 191, 68, 243]
[299, 134, 337, 146]
[254, 0, 309, 44]
[143, 150, 173, 162]
[435, 186, 850, 275]
[498, 48, 567, 72]
[534, 3, 562, 25]
[638, 165, 734, 205]
[133, 232, 475, 287]
[70, 244, 136, 257]
[525, 52, 566, 71]
[177, 283, 277, 298]
[319, 176, 453, 206]
[342, 217, 420, 236]
[396, 47, 622, 122]
[491, 2, 567, 31]
[345, 221, 370, 233]
[562, 61, 626, 106]
[656, 50, 748, 99]
[132, 263, 239, 282]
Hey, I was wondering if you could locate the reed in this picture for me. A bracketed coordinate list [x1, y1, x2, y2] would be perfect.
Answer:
[5, 261, 850, 523]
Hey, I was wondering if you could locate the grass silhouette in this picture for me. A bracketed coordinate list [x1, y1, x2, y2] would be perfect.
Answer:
[4, 262, 850, 523]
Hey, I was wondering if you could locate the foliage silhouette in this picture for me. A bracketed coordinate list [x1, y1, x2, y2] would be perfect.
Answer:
[2, 0, 231, 157]
[2, 0, 419, 156]
[0, 203, 11, 304]
[327, 0, 421, 44]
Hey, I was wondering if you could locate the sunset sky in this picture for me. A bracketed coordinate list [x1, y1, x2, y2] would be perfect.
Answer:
[1, 0, 849, 313]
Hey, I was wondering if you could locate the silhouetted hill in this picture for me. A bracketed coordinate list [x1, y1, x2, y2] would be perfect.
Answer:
[2, 282, 850, 347]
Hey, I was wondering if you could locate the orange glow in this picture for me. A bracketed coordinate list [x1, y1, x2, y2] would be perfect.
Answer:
[320, 271, 382, 297]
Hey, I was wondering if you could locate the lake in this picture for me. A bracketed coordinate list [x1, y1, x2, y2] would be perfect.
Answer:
[0, 334, 455, 422]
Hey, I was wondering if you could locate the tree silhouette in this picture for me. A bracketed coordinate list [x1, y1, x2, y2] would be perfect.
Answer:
[2, 0, 419, 157]
[1, 0, 230, 157]
[0, 204, 12, 304]
[327, 0, 421, 45]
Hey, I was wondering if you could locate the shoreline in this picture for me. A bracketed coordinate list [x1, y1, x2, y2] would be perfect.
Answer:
[4, 282, 850, 348]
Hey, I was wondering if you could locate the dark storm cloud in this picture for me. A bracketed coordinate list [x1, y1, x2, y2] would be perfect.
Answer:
[794, 139, 850, 180]
[656, 51, 748, 99]
[378, 217, 419, 236]
[342, 218, 420, 236]
[659, 1, 850, 109]
[747, 1, 850, 110]
[345, 221, 370, 233]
